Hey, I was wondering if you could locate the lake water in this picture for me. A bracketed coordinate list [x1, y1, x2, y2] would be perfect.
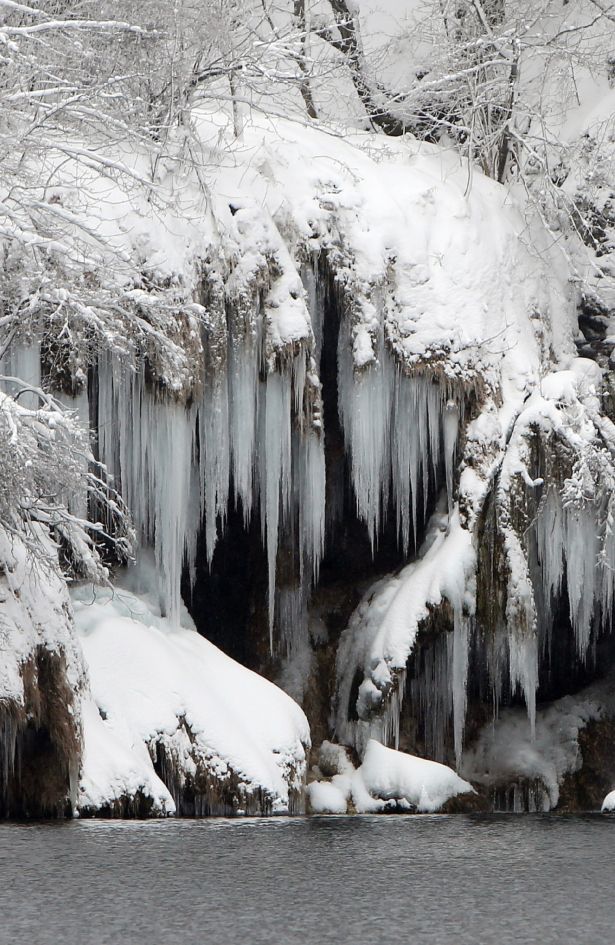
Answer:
[0, 814, 613, 944]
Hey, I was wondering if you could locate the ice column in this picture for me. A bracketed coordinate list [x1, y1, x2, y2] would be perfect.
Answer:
[229, 331, 259, 526]
[260, 370, 293, 644]
[451, 607, 469, 767]
[198, 373, 230, 565]
[0, 341, 41, 408]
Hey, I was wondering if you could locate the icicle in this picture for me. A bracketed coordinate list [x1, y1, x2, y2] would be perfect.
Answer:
[198, 373, 230, 565]
[406, 628, 452, 763]
[260, 370, 292, 646]
[297, 431, 326, 584]
[229, 331, 259, 526]
[96, 352, 200, 627]
[535, 486, 600, 663]
[337, 315, 393, 550]
[0, 710, 18, 798]
[392, 374, 419, 554]
[443, 400, 459, 515]
[427, 380, 442, 494]
[450, 607, 469, 768]
[338, 306, 458, 557]
[535, 488, 565, 607]
[293, 353, 306, 423]
[381, 669, 406, 750]
[508, 630, 537, 739]
[485, 619, 508, 723]
[565, 506, 597, 660]
[277, 582, 308, 657]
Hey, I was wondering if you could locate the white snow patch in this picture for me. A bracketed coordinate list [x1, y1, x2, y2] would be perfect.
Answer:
[307, 781, 349, 814]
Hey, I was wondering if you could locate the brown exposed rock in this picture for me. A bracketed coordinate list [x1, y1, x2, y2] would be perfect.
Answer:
[1, 647, 80, 819]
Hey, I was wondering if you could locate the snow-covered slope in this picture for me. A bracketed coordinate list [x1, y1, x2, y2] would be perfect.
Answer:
[73, 579, 310, 816]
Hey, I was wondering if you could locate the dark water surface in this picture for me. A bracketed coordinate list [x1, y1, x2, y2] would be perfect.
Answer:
[1, 814, 613, 944]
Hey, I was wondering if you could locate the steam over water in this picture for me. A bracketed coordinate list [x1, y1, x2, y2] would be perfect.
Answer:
[1, 815, 613, 944]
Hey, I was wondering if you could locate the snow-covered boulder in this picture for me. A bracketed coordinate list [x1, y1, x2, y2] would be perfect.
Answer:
[318, 740, 356, 778]
[307, 739, 474, 814]
[601, 791, 615, 812]
[307, 781, 349, 815]
[358, 740, 474, 813]
[73, 584, 310, 816]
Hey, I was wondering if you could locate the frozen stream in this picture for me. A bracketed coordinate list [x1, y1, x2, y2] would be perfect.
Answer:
[1, 815, 614, 944]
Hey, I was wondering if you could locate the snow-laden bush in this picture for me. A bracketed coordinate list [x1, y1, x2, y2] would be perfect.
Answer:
[0, 380, 133, 581]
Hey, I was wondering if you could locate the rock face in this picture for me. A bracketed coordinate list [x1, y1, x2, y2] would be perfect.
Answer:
[2, 103, 615, 816]
[0, 528, 84, 818]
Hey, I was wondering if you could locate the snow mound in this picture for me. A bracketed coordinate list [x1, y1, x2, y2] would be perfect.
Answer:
[308, 739, 473, 814]
[73, 583, 310, 816]
[601, 791, 615, 812]
[307, 781, 349, 815]
[359, 739, 474, 812]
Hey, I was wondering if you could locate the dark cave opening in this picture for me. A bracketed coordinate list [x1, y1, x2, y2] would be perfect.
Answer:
[180, 497, 270, 674]
[0, 724, 73, 819]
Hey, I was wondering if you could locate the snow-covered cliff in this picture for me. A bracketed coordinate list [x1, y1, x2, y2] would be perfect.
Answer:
[2, 88, 615, 815]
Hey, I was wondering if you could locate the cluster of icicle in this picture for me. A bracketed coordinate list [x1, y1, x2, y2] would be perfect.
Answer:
[92, 259, 463, 649]
[334, 361, 615, 777]
[2, 255, 464, 656]
[338, 312, 460, 551]
[336, 572, 475, 765]
[96, 336, 325, 642]
[533, 485, 615, 662]
[358, 468, 615, 773]
[496, 373, 615, 739]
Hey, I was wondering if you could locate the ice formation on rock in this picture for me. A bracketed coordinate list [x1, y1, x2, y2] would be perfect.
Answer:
[334, 356, 615, 774]
[2, 102, 615, 815]
[95, 340, 324, 638]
